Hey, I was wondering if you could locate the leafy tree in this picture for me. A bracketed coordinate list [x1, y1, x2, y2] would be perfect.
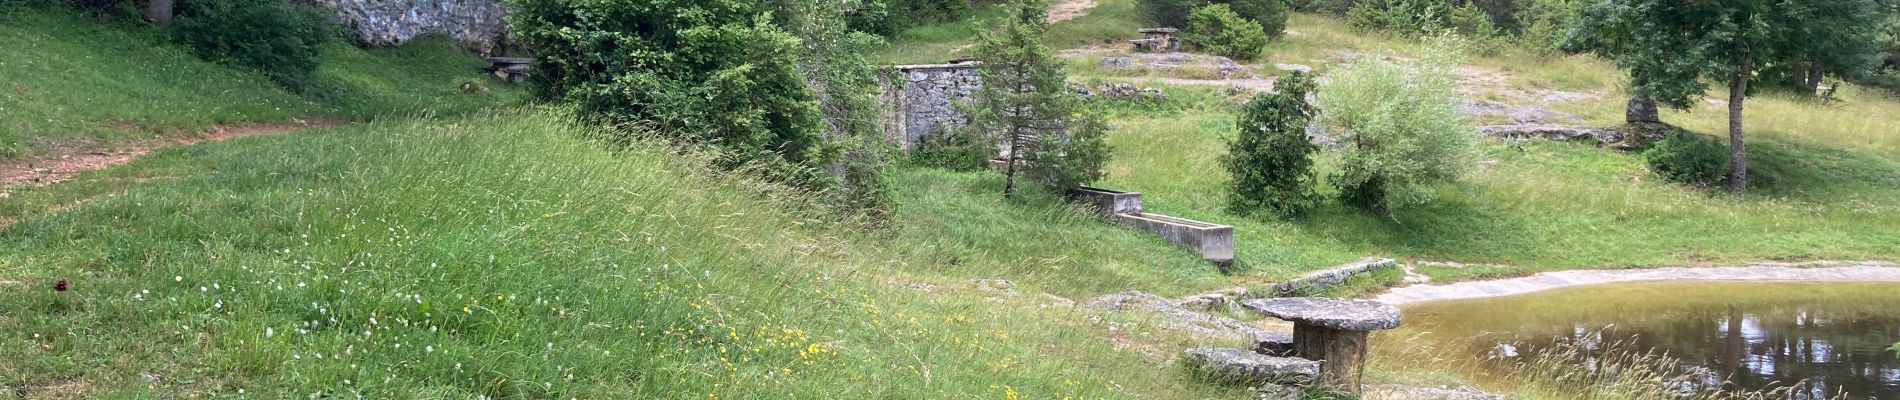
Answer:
[508, 0, 835, 188]
[1223, 71, 1319, 217]
[1319, 42, 1475, 215]
[967, 2, 1111, 198]
[1514, 0, 1580, 55]
[1567, 0, 1883, 195]
[1138, 0, 1204, 28]
[1348, 0, 1492, 37]
[1183, 4, 1271, 60]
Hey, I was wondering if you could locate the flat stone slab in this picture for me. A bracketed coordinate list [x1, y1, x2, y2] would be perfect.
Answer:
[1241, 297, 1401, 331]
[1083, 291, 1266, 340]
[1270, 257, 1396, 295]
[1182, 348, 1319, 386]
[1252, 331, 1295, 356]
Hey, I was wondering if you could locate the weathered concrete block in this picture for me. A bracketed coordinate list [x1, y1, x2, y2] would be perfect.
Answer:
[1111, 212, 1234, 264]
[1071, 187, 1142, 216]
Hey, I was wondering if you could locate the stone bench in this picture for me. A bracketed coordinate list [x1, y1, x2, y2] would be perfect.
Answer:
[1240, 297, 1402, 395]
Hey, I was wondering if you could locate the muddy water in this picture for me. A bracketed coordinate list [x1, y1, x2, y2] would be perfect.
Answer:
[1398, 282, 1900, 399]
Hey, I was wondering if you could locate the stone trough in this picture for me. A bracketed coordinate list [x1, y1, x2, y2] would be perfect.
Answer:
[1111, 212, 1235, 266]
[1071, 186, 1143, 215]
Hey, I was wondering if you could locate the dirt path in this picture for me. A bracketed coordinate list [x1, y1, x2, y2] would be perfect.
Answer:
[1372, 261, 1900, 305]
[1047, 0, 1096, 23]
[1, 117, 345, 195]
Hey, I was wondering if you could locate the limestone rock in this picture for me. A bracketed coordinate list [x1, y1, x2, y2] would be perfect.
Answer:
[311, 0, 511, 53]
[1480, 124, 1626, 143]
[1099, 56, 1134, 68]
[1255, 384, 1305, 399]
[1271, 257, 1397, 295]
[1274, 63, 1313, 73]
[1083, 291, 1266, 340]
[1508, 108, 1581, 124]
[1363, 384, 1507, 400]
[1182, 348, 1319, 386]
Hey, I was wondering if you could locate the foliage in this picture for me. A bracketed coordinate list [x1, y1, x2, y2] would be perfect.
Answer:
[1319, 42, 1475, 214]
[1222, 71, 1319, 218]
[909, 128, 995, 171]
[968, 2, 1111, 198]
[1643, 130, 1730, 188]
[778, 0, 898, 215]
[1182, 4, 1271, 61]
[1288, 0, 1354, 15]
[1139, 0, 1285, 35]
[170, 0, 333, 91]
[1566, 0, 1884, 194]
[1221, 0, 1290, 37]
[508, 0, 836, 189]
[1512, 0, 1579, 56]
[1347, 0, 1493, 38]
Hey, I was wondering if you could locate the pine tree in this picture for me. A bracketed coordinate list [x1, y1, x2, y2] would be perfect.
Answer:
[966, 1, 1111, 199]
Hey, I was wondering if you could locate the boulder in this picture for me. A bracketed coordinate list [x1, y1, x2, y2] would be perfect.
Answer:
[1182, 348, 1319, 386]
[1255, 384, 1306, 399]
[1098, 56, 1135, 69]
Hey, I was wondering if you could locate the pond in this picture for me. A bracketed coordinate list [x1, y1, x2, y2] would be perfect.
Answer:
[1395, 281, 1900, 399]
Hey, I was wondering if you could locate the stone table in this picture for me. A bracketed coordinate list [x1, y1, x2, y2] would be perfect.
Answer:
[1240, 297, 1402, 394]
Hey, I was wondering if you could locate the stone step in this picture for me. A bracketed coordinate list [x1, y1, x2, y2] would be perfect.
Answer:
[1252, 331, 1295, 356]
[1182, 348, 1318, 386]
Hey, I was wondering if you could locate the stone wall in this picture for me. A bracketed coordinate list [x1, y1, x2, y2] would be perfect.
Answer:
[308, 0, 511, 54]
[879, 62, 982, 151]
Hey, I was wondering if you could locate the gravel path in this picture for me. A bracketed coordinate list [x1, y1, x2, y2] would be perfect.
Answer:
[1373, 261, 1900, 305]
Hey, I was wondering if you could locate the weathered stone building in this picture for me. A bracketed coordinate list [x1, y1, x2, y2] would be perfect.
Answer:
[878, 62, 983, 151]
[307, 0, 511, 54]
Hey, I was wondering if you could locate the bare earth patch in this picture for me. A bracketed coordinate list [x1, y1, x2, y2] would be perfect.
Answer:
[1, 117, 346, 194]
[1046, 0, 1096, 23]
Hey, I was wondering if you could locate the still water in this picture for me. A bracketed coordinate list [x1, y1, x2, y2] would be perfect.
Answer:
[1400, 282, 1900, 399]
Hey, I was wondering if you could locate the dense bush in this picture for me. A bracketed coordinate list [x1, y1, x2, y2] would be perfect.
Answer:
[508, 0, 835, 188]
[1223, 71, 1319, 217]
[1139, 0, 1288, 35]
[782, 0, 898, 214]
[1182, 4, 1271, 60]
[1319, 42, 1475, 214]
[1643, 130, 1730, 188]
[909, 128, 994, 172]
[1291, 0, 1357, 15]
[1347, 0, 1493, 37]
[1513, 0, 1580, 55]
[171, 0, 333, 91]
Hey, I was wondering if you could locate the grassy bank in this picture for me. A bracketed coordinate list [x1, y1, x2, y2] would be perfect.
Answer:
[0, 109, 1253, 398]
[0, 8, 522, 159]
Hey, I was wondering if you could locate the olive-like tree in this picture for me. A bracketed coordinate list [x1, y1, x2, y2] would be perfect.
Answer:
[1567, 0, 1883, 195]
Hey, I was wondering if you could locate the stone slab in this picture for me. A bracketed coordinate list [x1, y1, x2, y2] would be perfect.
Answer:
[1182, 348, 1319, 386]
[1241, 297, 1401, 332]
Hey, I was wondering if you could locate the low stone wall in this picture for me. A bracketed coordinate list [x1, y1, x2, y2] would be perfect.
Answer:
[879, 62, 983, 151]
[308, 0, 511, 54]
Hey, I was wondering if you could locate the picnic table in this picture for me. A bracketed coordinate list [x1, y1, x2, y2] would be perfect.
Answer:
[1240, 297, 1402, 394]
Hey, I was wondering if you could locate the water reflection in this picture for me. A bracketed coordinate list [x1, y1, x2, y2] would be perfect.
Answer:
[1401, 282, 1900, 399]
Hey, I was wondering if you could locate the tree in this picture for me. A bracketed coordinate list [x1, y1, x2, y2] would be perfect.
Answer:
[774, 0, 896, 216]
[1567, 0, 1882, 195]
[1140, 0, 1289, 34]
[1182, 4, 1272, 60]
[967, 2, 1111, 199]
[1223, 71, 1319, 217]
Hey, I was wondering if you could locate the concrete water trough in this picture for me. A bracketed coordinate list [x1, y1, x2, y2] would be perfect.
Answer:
[1111, 212, 1234, 265]
[1071, 186, 1143, 216]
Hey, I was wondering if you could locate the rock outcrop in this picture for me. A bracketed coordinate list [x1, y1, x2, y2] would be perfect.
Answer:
[1083, 291, 1265, 340]
[1182, 348, 1320, 386]
[310, 0, 511, 53]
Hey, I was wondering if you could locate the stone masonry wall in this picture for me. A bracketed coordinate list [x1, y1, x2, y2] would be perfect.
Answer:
[880, 62, 982, 151]
[308, 0, 511, 54]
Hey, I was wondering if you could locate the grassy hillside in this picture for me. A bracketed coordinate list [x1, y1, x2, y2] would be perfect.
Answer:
[0, 110, 1248, 398]
[0, 8, 522, 159]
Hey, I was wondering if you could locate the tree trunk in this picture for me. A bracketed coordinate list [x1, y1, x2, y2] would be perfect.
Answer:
[1727, 56, 1752, 196]
[1625, 95, 1661, 124]
[146, 0, 173, 28]
[1806, 68, 1823, 96]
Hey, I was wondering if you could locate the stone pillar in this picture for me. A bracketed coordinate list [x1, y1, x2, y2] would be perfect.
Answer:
[1292, 324, 1370, 394]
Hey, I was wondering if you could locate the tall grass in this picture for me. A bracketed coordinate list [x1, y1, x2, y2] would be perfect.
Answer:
[0, 109, 1252, 398]
[1373, 330, 1837, 400]
[0, 8, 522, 159]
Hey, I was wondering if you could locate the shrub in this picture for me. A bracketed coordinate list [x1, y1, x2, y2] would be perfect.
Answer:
[1347, 0, 1492, 38]
[1319, 41, 1475, 214]
[1643, 130, 1730, 188]
[1137, 0, 1203, 28]
[1515, 0, 1581, 56]
[1223, 71, 1319, 217]
[508, 0, 835, 188]
[171, 0, 333, 91]
[1224, 0, 1290, 37]
[909, 128, 993, 172]
[1182, 4, 1270, 61]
